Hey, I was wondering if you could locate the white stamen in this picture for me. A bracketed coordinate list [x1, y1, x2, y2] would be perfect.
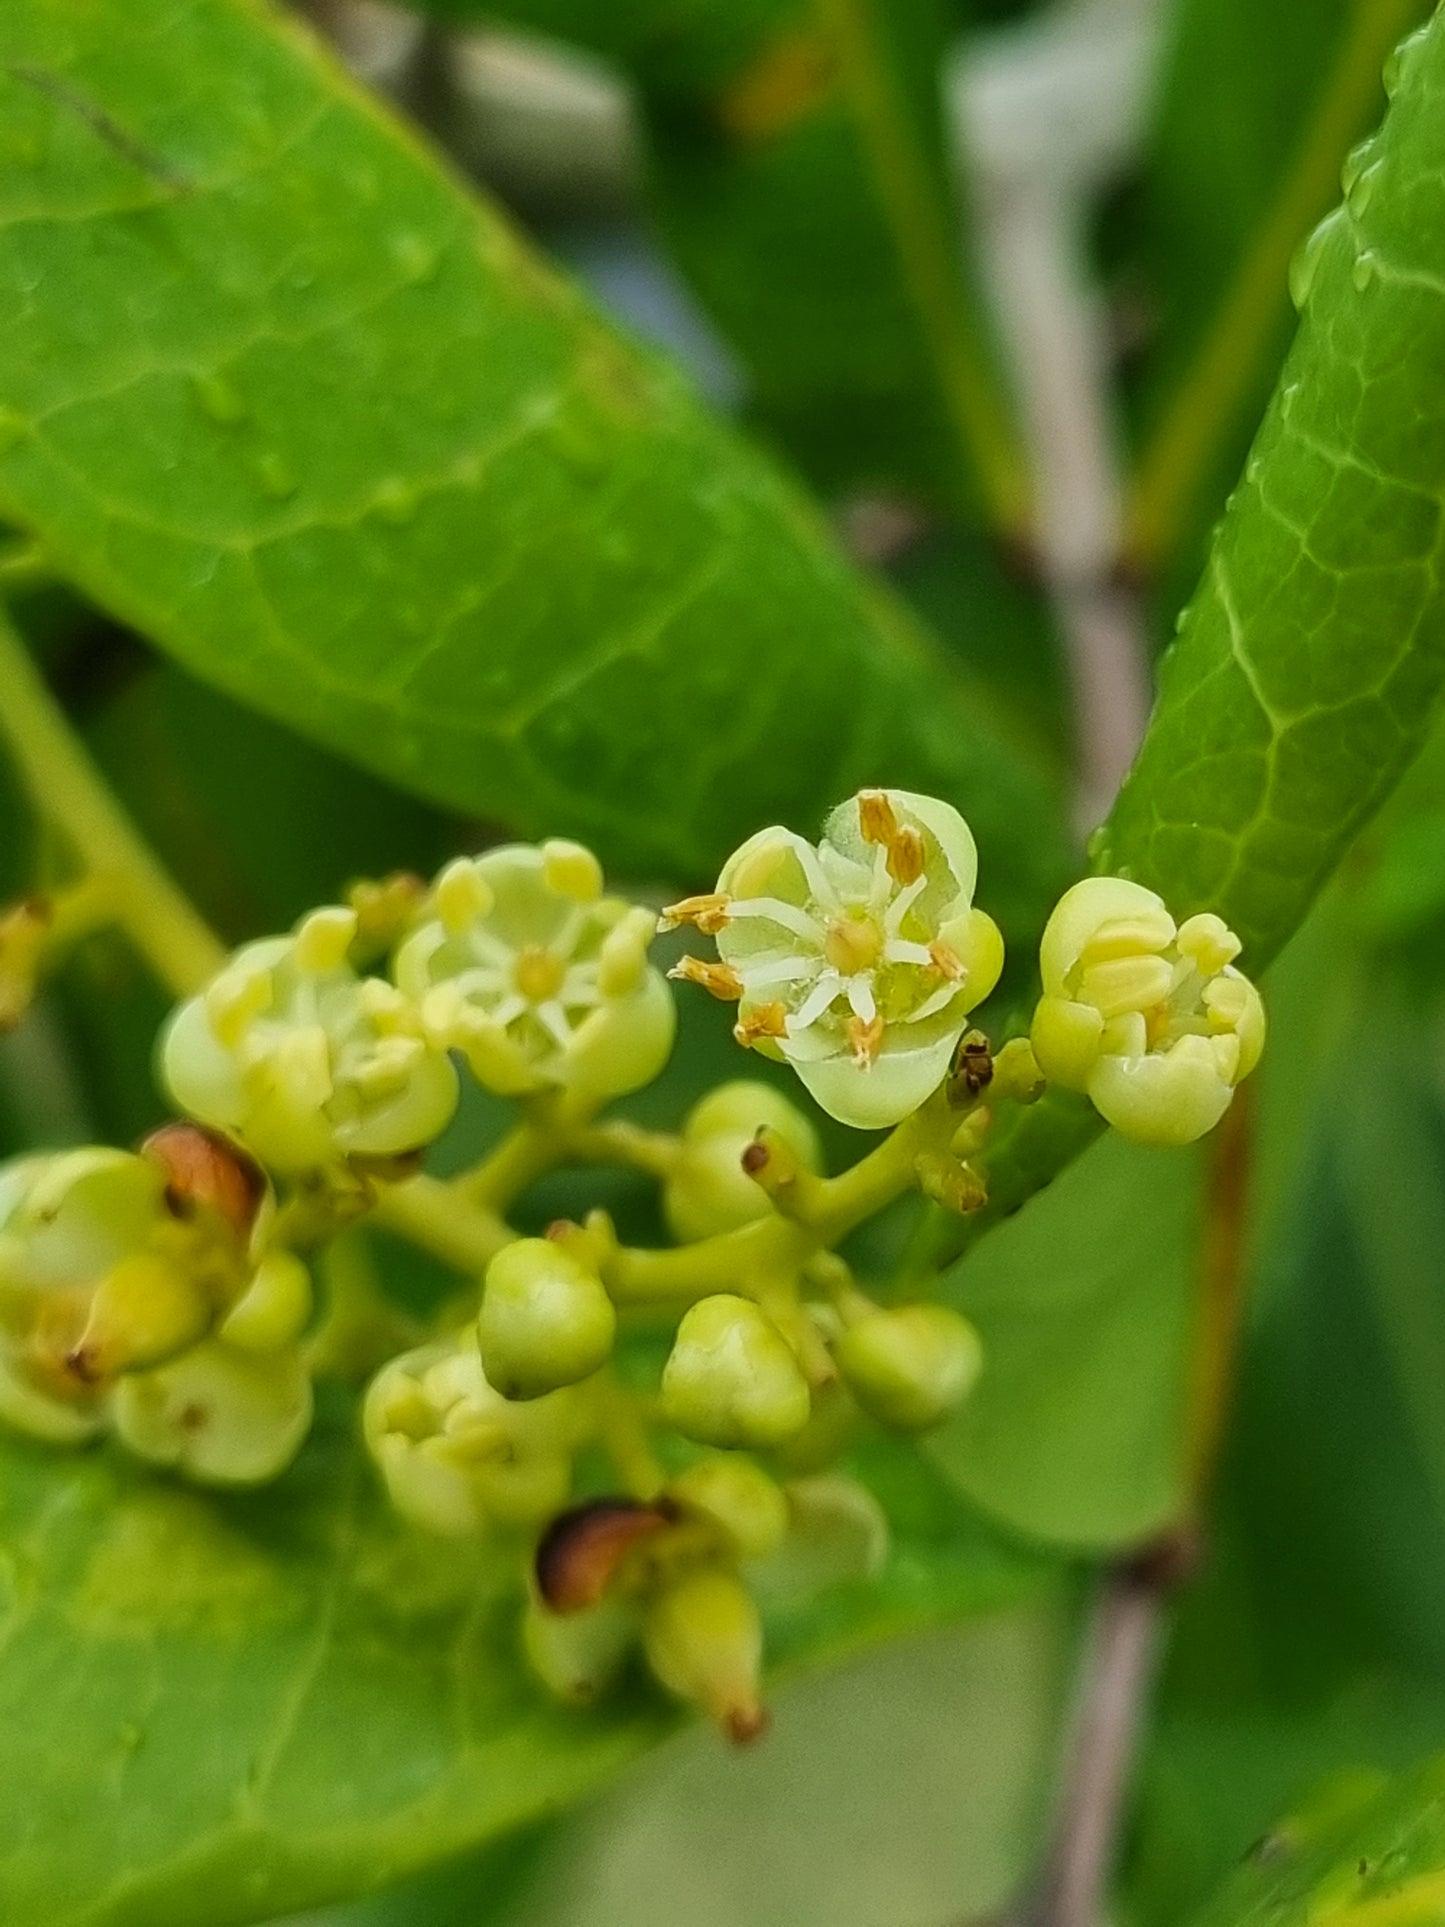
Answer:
[847, 975, 878, 1022]
[884, 875, 928, 934]
[790, 970, 846, 1031]
[725, 897, 828, 946]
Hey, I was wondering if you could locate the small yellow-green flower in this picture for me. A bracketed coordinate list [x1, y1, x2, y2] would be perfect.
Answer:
[162, 907, 459, 1175]
[363, 1329, 591, 1537]
[665, 790, 1004, 1130]
[1030, 877, 1265, 1146]
[393, 843, 675, 1101]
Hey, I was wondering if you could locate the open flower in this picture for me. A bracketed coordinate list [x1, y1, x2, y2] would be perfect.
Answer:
[1030, 877, 1265, 1146]
[663, 789, 1004, 1129]
[393, 842, 675, 1101]
[162, 907, 459, 1175]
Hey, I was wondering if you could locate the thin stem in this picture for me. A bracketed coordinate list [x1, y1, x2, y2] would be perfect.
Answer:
[371, 1173, 513, 1275]
[811, 0, 1031, 537]
[607, 1103, 943, 1304]
[596, 1368, 665, 1500]
[0, 604, 224, 996]
[455, 1099, 681, 1214]
[1016, 1098, 1256, 1927]
[1015, 1558, 1168, 1927]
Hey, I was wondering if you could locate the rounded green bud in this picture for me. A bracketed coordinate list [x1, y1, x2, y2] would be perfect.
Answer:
[219, 1249, 313, 1353]
[661, 1295, 810, 1450]
[667, 1454, 789, 1560]
[478, 1238, 616, 1400]
[642, 1566, 767, 1742]
[664, 1082, 822, 1242]
[834, 1304, 981, 1432]
[113, 1339, 313, 1486]
[364, 1330, 590, 1536]
[523, 1593, 638, 1708]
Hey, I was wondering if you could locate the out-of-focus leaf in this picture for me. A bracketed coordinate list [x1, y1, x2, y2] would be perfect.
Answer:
[1124, 0, 1425, 576]
[1183, 1752, 1445, 1927]
[0, 1389, 1050, 1927]
[420, 0, 1027, 519]
[478, 1606, 1071, 1927]
[0, 0, 1065, 939]
[930, 1131, 1202, 1549]
[1124, 984, 1445, 1921]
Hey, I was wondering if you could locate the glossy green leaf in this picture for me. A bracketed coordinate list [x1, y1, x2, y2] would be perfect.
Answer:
[0, 1390, 1049, 1927]
[1101, 10, 1445, 967]
[948, 11, 1445, 1244]
[1126, 0, 1424, 574]
[0, 0, 1065, 940]
[418, 0, 1027, 521]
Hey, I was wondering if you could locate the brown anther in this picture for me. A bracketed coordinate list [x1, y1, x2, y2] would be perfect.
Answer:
[141, 1122, 264, 1240]
[928, 939, 965, 981]
[545, 1218, 580, 1243]
[668, 956, 744, 1002]
[733, 1002, 789, 1047]
[949, 1030, 993, 1097]
[534, 1498, 675, 1614]
[847, 1010, 885, 1067]
[658, 892, 731, 937]
[857, 789, 900, 848]
[886, 825, 925, 887]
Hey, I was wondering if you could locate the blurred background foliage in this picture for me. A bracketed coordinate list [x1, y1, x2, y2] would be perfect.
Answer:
[3, 0, 1445, 1921]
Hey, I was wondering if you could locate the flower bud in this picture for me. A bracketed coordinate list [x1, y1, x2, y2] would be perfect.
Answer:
[667, 1454, 789, 1560]
[664, 1082, 822, 1242]
[113, 1339, 313, 1486]
[661, 1295, 810, 1450]
[534, 1497, 673, 1611]
[642, 1566, 767, 1742]
[523, 1592, 638, 1708]
[478, 1238, 617, 1400]
[1030, 878, 1265, 1146]
[834, 1304, 982, 1432]
[219, 1249, 312, 1352]
[667, 790, 1005, 1129]
[364, 1331, 588, 1536]
[161, 909, 459, 1175]
[752, 1476, 890, 1595]
[0, 1146, 255, 1428]
[68, 1251, 210, 1383]
[393, 848, 675, 1101]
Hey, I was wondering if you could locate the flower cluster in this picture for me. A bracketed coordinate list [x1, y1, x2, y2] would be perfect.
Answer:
[0, 799, 1265, 1739]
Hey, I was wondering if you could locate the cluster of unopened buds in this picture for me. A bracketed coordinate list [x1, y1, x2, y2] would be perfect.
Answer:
[0, 790, 1263, 1739]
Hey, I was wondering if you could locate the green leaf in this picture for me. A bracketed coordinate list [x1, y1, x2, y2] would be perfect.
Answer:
[930, 1129, 1203, 1550]
[0, 1391, 1049, 1927]
[414, 0, 1028, 522]
[1101, 10, 1445, 968]
[0, 0, 1064, 942]
[1185, 1754, 1445, 1927]
[1125, 0, 1424, 574]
